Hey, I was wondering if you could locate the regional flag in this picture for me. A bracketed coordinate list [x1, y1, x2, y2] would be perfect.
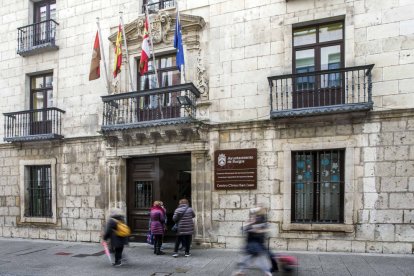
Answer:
[113, 24, 122, 78]
[174, 11, 184, 71]
[89, 31, 101, 81]
[139, 18, 150, 75]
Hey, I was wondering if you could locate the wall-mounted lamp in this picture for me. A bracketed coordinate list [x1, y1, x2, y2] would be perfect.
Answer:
[177, 95, 192, 106]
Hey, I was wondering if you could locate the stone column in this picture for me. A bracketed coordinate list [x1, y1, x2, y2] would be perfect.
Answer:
[191, 150, 212, 247]
[106, 157, 127, 212]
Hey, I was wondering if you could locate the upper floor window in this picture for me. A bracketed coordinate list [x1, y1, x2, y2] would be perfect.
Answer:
[143, 0, 175, 13]
[34, 0, 56, 23]
[292, 149, 345, 223]
[31, 73, 53, 110]
[138, 54, 180, 91]
[292, 21, 344, 108]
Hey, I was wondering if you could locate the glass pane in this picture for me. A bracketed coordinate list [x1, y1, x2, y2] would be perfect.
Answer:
[39, 6, 47, 22]
[319, 22, 343, 42]
[295, 49, 315, 90]
[160, 56, 176, 69]
[161, 71, 180, 87]
[294, 153, 314, 222]
[33, 92, 44, 109]
[319, 151, 341, 222]
[32, 76, 44, 89]
[139, 74, 157, 90]
[47, 89, 53, 107]
[50, 3, 56, 20]
[293, 27, 316, 46]
[321, 45, 341, 87]
[45, 75, 53, 88]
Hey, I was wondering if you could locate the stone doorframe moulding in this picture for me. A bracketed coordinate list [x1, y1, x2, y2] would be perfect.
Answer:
[19, 158, 57, 224]
[191, 150, 212, 247]
[105, 157, 127, 214]
[282, 140, 355, 233]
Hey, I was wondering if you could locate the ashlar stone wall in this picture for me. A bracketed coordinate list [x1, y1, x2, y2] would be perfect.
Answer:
[210, 110, 414, 254]
[0, 138, 107, 242]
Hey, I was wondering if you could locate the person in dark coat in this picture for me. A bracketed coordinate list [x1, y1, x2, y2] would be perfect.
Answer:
[150, 201, 166, 255]
[172, 198, 195, 257]
[103, 208, 129, 266]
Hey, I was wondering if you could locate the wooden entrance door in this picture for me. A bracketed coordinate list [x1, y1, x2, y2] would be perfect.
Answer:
[127, 158, 160, 241]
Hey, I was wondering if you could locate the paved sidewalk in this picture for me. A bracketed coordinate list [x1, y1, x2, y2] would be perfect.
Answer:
[0, 238, 413, 276]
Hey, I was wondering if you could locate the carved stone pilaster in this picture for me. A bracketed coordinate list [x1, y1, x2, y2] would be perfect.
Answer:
[106, 158, 126, 211]
[196, 48, 209, 99]
[191, 151, 212, 246]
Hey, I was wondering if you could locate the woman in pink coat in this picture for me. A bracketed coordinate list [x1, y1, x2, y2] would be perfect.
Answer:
[150, 201, 166, 255]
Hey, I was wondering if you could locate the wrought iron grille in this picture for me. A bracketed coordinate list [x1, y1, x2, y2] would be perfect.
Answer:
[17, 19, 59, 56]
[292, 149, 344, 223]
[134, 181, 153, 208]
[3, 107, 65, 142]
[101, 83, 200, 130]
[268, 65, 374, 118]
[26, 166, 52, 217]
[143, 0, 175, 13]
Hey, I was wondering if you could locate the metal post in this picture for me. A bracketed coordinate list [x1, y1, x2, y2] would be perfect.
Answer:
[119, 12, 134, 92]
[96, 18, 110, 94]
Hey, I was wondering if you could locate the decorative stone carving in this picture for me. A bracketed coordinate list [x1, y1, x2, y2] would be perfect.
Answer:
[136, 12, 172, 44]
[196, 48, 209, 99]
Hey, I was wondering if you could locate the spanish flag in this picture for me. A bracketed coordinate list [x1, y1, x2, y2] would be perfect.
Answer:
[139, 18, 150, 75]
[89, 31, 101, 81]
[113, 24, 122, 78]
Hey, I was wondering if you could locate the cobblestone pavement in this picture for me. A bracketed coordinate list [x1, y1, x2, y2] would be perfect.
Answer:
[0, 238, 413, 276]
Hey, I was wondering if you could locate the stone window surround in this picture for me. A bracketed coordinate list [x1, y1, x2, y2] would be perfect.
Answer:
[282, 140, 354, 232]
[19, 159, 57, 224]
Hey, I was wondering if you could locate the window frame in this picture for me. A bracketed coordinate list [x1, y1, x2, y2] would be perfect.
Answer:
[282, 141, 355, 233]
[292, 20, 345, 74]
[19, 159, 57, 224]
[30, 73, 53, 110]
[34, 0, 56, 23]
[291, 149, 345, 224]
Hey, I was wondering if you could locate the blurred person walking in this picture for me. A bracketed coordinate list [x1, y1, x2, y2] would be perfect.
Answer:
[102, 208, 130, 266]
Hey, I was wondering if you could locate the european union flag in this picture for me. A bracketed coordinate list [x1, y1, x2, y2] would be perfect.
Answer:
[174, 12, 184, 71]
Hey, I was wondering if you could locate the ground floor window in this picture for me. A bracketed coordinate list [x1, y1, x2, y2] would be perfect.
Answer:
[20, 159, 56, 223]
[291, 149, 344, 223]
[26, 165, 52, 217]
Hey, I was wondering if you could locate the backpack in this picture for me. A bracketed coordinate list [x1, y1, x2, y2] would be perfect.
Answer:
[113, 219, 131, 237]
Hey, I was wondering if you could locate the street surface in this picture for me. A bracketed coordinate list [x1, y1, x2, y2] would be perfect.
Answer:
[0, 238, 413, 276]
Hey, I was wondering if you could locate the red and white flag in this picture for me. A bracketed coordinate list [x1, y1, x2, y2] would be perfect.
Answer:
[139, 18, 150, 75]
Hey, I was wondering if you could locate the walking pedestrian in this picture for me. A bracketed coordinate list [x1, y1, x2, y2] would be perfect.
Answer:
[103, 208, 130, 267]
[150, 201, 166, 255]
[234, 205, 272, 276]
[172, 198, 195, 257]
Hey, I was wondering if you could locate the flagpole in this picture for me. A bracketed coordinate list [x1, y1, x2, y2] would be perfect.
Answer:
[145, 5, 164, 119]
[175, 0, 186, 83]
[96, 17, 110, 93]
[119, 12, 134, 92]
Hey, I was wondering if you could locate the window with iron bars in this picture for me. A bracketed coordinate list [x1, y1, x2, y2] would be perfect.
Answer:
[25, 165, 52, 217]
[143, 0, 175, 13]
[291, 149, 344, 223]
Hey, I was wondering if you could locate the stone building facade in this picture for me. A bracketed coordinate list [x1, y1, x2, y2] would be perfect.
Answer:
[0, 0, 413, 254]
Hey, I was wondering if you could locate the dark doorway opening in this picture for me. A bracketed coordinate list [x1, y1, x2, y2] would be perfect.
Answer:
[127, 154, 191, 242]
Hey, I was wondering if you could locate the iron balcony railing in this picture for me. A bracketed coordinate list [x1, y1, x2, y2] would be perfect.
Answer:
[143, 0, 175, 13]
[268, 64, 374, 118]
[101, 83, 200, 131]
[17, 19, 59, 56]
[3, 107, 65, 142]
